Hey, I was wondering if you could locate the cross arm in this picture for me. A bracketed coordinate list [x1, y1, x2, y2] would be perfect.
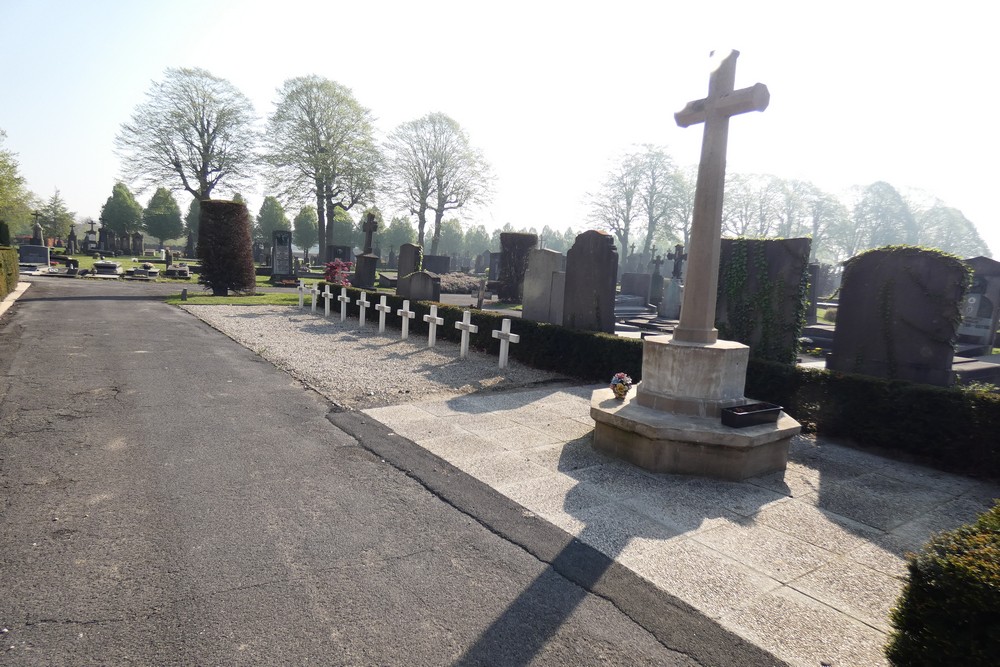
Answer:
[675, 82, 770, 128]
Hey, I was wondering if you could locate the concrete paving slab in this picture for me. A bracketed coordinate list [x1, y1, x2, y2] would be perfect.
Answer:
[693, 521, 835, 583]
[790, 557, 904, 632]
[450, 450, 553, 487]
[753, 498, 884, 555]
[497, 474, 611, 520]
[624, 487, 742, 536]
[414, 433, 500, 462]
[478, 422, 565, 449]
[804, 472, 958, 531]
[724, 586, 890, 667]
[680, 476, 789, 517]
[521, 437, 613, 474]
[556, 501, 689, 558]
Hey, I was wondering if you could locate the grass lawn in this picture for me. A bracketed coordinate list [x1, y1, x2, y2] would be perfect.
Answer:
[164, 292, 301, 306]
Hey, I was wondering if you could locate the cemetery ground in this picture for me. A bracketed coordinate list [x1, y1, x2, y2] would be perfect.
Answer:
[2, 277, 998, 666]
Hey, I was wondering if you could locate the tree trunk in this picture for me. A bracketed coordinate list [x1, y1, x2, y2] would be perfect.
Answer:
[416, 204, 428, 247]
[430, 209, 444, 255]
[315, 178, 326, 264]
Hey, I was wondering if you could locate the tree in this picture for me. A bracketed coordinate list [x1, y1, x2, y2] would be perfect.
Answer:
[100, 182, 143, 240]
[198, 200, 256, 296]
[437, 218, 464, 255]
[184, 198, 200, 257]
[588, 154, 641, 255]
[916, 206, 991, 258]
[38, 190, 75, 240]
[385, 112, 492, 254]
[462, 224, 490, 256]
[143, 187, 182, 247]
[0, 129, 34, 236]
[263, 76, 380, 263]
[843, 181, 917, 257]
[292, 206, 318, 255]
[256, 196, 290, 243]
[382, 216, 416, 253]
[632, 146, 677, 254]
[723, 173, 781, 238]
[116, 67, 257, 200]
[328, 207, 355, 247]
[354, 205, 383, 251]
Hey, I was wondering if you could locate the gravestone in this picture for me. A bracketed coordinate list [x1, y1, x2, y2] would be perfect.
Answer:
[488, 252, 502, 280]
[521, 248, 566, 324]
[395, 243, 423, 298]
[475, 251, 489, 275]
[66, 227, 78, 255]
[620, 273, 653, 306]
[648, 255, 665, 307]
[131, 232, 144, 256]
[659, 279, 683, 319]
[422, 254, 451, 275]
[957, 256, 1000, 355]
[827, 247, 968, 386]
[668, 244, 688, 281]
[271, 230, 295, 281]
[18, 244, 50, 269]
[387, 248, 397, 270]
[563, 230, 618, 333]
[407, 271, 441, 302]
[353, 213, 379, 290]
[498, 232, 538, 301]
[252, 241, 265, 264]
[806, 263, 820, 325]
[327, 245, 353, 263]
[715, 237, 811, 364]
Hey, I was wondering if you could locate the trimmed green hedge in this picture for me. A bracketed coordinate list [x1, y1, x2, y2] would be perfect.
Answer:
[318, 286, 1000, 477]
[0, 246, 18, 300]
[885, 502, 1000, 666]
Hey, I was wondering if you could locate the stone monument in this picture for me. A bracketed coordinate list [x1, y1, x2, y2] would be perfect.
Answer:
[271, 229, 295, 282]
[591, 50, 800, 480]
[353, 213, 379, 290]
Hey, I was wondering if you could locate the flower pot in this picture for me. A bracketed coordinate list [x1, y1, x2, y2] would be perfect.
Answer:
[721, 402, 782, 428]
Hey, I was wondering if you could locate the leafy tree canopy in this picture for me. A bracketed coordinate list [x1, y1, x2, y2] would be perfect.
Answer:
[0, 129, 35, 236]
[143, 187, 183, 246]
[100, 182, 143, 237]
[292, 206, 318, 254]
[256, 196, 290, 242]
[38, 189, 75, 241]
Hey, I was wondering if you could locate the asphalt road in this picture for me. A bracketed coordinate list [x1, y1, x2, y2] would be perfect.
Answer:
[0, 278, 782, 666]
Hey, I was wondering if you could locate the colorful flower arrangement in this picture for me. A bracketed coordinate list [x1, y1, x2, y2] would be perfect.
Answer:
[324, 259, 353, 286]
[610, 372, 633, 400]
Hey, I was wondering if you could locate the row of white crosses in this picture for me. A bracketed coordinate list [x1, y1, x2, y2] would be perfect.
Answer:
[298, 282, 519, 368]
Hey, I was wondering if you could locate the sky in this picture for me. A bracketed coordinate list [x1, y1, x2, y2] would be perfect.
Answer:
[1, 0, 997, 256]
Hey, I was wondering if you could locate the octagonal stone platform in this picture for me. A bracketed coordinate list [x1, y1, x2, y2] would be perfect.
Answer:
[591, 387, 801, 481]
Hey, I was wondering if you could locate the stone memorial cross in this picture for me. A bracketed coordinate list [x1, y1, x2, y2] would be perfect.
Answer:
[323, 284, 332, 317]
[492, 318, 520, 369]
[397, 300, 415, 339]
[356, 292, 371, 327]
[673, 49, 769, 345]
[310, 284, 320, 312]
[298, 280, 306, 308]
[454, 310, 479, 359]
[338, 287, 351, 322]
[667, 244, 688, 280]
[651, 255, 665, 276]
[423, 305, 444, 347]
[375, 295, 392, 333]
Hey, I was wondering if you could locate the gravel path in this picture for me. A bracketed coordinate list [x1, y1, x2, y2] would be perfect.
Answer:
[181, 305, 571, 409]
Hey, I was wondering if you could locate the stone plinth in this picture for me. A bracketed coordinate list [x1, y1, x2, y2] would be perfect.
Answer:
[636, 336, 748, 417]
[591, 387, 799, 481]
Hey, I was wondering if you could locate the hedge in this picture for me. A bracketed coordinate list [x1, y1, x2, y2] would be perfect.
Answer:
[885, 502, 1000, 666]
[0, 246, 18, 300]
[318, 285, 1000, 477]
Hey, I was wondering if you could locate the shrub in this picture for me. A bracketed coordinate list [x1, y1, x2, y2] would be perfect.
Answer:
[0, 246, 18, 299]
[885, 502, 1000, 666]
[439, 272, 482, 294]
[0, 220, 10, 246]
[324, 260, 352, 286]
[822, 307, 837, 323]
[197, 200, 256, 296]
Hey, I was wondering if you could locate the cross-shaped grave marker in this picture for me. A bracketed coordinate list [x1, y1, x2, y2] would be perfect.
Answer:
[667, 244, 688, 280]
[375, 295, 392, 333]
[310, 283, 320, 312]
[492, 318, 520, 369]
[423, 304, 444, 347]
[356, 292, 370, 327]
[337, 287, 351, 322]
[673, 49, 769, 345]
[397, 300, 415, 339]
[454, 310, 479, 359]
[651, 255, 665, 276]
[323, 284, 332, 317]
[297, 280, 306, 308]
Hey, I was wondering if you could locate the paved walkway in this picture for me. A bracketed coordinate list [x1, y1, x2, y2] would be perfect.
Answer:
[364, 386, 998, 667]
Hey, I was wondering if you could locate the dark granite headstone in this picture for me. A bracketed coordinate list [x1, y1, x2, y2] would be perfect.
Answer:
[827, 246, 968, 386]
[957, 256, 1000, 355]
[387, 248, 397, 270]
[353, 253, 379, 289]
[498, 232, 538, 301]
[488, 252, 502, 280]
[397, 243, 421, 277]
[563, 230, 618, 333]
[327, 245, 353, 263]
[271, 230, 295, 279]
[105, 229, 116, 254]
[716, 237, 811, 364]
[66, 227, 78, 255]
[522, 248, 566, 324]
[620, 273, 653, 305]
[475, 251, 489, 275]
[407, 271, 441, 302]
[422, 254, 451, 275]
[131, 232, 144, 256]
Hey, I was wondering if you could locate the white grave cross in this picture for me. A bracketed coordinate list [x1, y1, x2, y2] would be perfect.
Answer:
[454, 310, 479, 359]
[375, 295, 392, 333]
[323, 284, 332, 317]
[310, 284, 320, 312]
[337, 287, 351, 322]
[297, 280, 306, 308]
[397, 300, 415, 339]
[356, 292, 371, 327]
[673, 49, 769, 345]
[492, 318, 520, 369]
[423, 305, 444, 347]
